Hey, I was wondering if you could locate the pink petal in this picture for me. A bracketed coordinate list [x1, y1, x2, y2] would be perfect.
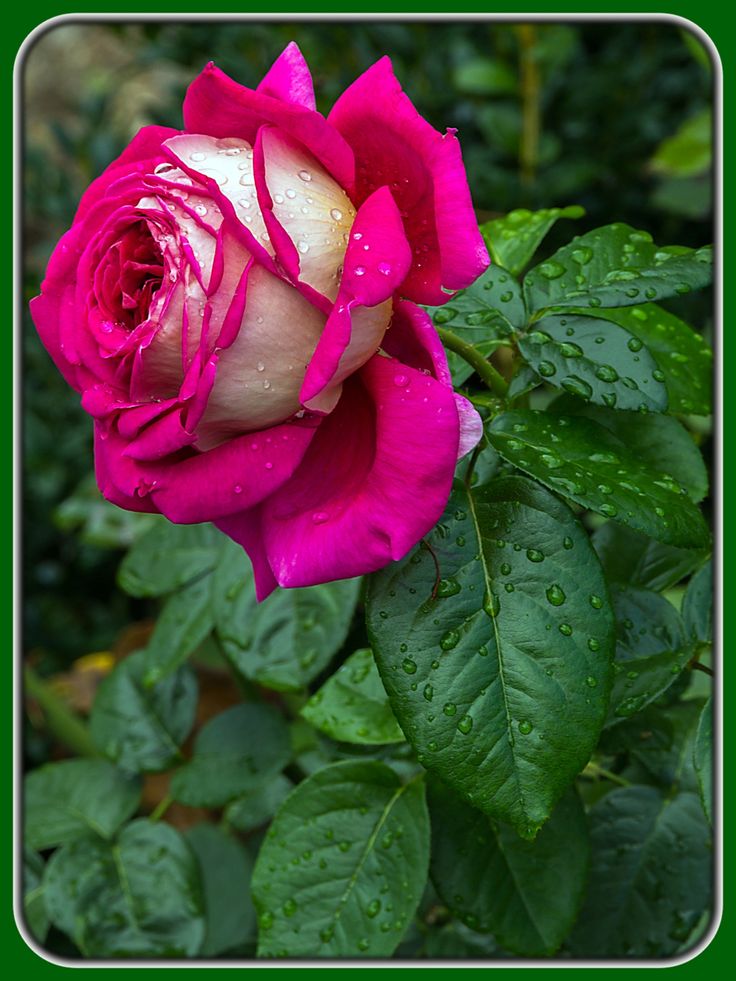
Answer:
[183, 62, 354, 192]
[328, 57, 489, 303]
[454, 393, 483, 459]
[149, 417, 320, 523]
[73, 125, 181, 226]
[299, 186, 411, 412]
[255, 353, 460, 588]
[381, 299, 453, 387]
[215, 509, 279, 600]
[257, 126, 356, 299]
[256, 42, 316, 110]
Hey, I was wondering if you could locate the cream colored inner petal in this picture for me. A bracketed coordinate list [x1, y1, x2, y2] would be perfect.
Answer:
[163, 134, 274, 256]
[194, 265, 326, 450]
[261, 129, 356, 301]
[304, 299, 393, 413]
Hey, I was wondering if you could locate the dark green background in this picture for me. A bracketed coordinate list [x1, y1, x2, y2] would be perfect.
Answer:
[12, 3, 726, 976]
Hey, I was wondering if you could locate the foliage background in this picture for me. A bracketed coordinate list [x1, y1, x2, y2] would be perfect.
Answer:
[20, 16, 715, 961]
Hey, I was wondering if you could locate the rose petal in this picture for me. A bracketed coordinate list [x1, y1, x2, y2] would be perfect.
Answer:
[256, 41, 316, 110]
[454, 393, 483, 459]
[183, 62, 354, 192]
[215, 509, 279, 600]
[328, 56, 489, 303]
[381, 298, 453, 387]
[254, 353, 460, 588]
[257, 126, 356, 299]
[299, 186, 411, 412]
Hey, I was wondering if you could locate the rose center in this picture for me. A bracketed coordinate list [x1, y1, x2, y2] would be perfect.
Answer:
[95, 221, 164, 332]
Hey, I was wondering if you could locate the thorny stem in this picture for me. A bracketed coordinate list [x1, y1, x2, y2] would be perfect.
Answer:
[436, 327, 509, 397]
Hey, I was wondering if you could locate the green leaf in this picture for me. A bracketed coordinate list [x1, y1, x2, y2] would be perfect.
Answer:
[482, 205, 585, 277]
[651, 108, 712, 178]
[563, 304, 713, 415]
[224, 775, 294, 833]
[186, 824, 256, 956]
[212, 539, 361, 691]
[507, 362, 541, 401]
[251, 761, 429, 958]
[90, 650, 197, 773]
[566, 787, 711, 957]
[301, 648, 405, 745]
[117, 522, 222, 598]
[453, 57, 517, 95]
[612, 700, 704, 794]
[23, 849, 48, 944]
[549, 398, 708, 503]
[171, 704, 291, 808]
[518, 313, 668, 412]
[54, 473, 159, 549]
[366, 476, 614, 837]
[487, 409, 710, 549]
[523, 223, 712, 313]
[423, 922, 500, 958]
[683, 561, 713, 645]
[43, 820, 205, 957]
[24, 759, 141, 850]
[142, 576, 215, 685]
[592, 522, 707, 591]
[429, 783, 588, 955]
[693, 697, 713, 824]
[426, 264, 522, 386]
[606, 586, 690, 725]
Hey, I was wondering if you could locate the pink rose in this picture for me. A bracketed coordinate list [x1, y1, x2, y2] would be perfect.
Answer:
[31, 43, 488, 598]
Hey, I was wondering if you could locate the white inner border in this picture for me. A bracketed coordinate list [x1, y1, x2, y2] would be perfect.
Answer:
[13, 10, 724, 971]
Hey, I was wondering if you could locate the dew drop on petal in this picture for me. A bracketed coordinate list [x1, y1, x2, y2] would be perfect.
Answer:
[298, 169, 312, 182]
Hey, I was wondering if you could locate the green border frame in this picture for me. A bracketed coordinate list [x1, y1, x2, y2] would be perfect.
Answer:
[9, 3, 729, 976]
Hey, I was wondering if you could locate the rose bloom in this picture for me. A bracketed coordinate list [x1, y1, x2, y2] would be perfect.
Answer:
[31, 44, 489, 599]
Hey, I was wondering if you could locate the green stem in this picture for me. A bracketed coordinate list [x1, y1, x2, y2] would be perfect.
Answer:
[584, 761, 632, 788]
[23, 665, 99, 758]
[150, 795, 174, 823]
[517, 24, 541, 187]
[436, 327, 509, 397]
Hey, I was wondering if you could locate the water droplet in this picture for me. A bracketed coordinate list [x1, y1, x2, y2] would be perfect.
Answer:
[526, 548, 544, 563]
[500, 562, 512, 575]
[189, 151, 207, 162]
[571, 246, 593, 265]
[559, 341, 583, 358]
[599, 502, 618, 517]
[644, 287, 657, 300]
[588, 638, 601, 652]
[283, 898, 297, 917]
[312, 511, 329, 524]
[538, 360, 556, 377]
[320, 926, 334, 943]
[437, 577, 461, 597]
[563, 537, 574, 550]
[500, 291, 514, 303]
[652, 368, 666, 382]
[259, 911, 274, 930]
[423, 684, 433, 702]
[354, 266, 366, 277]
[393, 373, 409, 387]
[297, 240, 310, 254]
[546, 584, 566, 606]
[263, 379, 272, 390]
[559, 623, 573, 636]
[539, 261, 566, 280]
[483, 590, 501, 617]
[329, 208, 343, 221]
[366, 899, 381, 919]
[357, 938, 370, 952]
[298, 169, 312, 182]
[443, 702, 457, 717]
[440, 629, 460, 651]
[402, 658, 417, 675]
[561, 375, 593, 400]
[518, 720, 533, 735]
[585, 675, 598, 687]
[457, 714, 473, 735]
[595, 364, 619, 382]
[541, 453, 563, 469]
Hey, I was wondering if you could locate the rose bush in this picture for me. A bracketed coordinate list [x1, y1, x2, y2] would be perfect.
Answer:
[31, 42, 488, 598]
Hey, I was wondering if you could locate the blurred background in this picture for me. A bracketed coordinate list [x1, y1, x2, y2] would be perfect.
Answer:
[21, 18, 714, 759]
